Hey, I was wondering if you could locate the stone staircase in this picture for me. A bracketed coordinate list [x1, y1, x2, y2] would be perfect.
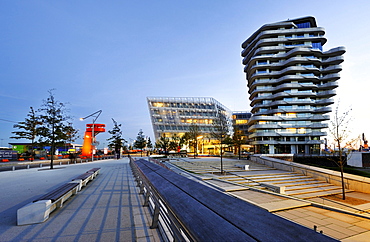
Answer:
[216, 170, 351, 199]
[169, 159, 351, 199]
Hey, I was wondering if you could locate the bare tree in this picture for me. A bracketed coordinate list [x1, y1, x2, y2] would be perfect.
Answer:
[329, 103, 353, 200]
[232, 127, 246, 160]
[211, 112, 232, 174]
[185, 124, 202, 158]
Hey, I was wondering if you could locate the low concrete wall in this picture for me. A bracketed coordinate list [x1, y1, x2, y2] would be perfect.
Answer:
[252, 155, 370, 194]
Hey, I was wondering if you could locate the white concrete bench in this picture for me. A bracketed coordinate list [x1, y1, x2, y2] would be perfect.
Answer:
[17, 182, 80, 225]
[17, 168, 101, 225]
[260, 182, 286, 194]
[235, 164, 250, 170]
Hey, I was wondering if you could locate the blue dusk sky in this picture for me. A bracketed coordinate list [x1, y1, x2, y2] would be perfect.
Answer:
[0, 0, 369, 148]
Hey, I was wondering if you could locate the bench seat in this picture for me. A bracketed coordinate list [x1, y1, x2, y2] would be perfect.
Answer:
[34, 182, 79, 203]
[18, 182, 80, 225]
[17, 168, 100, 226]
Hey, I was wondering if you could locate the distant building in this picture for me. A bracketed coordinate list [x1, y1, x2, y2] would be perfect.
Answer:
[241, 16, 345, 154]
[232, 111, 252, 153]
[147, 97, 233, 155]
[9, 143, 82, 155]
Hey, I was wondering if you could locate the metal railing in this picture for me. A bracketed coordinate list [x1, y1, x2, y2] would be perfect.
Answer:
[130, 158, 194, 241]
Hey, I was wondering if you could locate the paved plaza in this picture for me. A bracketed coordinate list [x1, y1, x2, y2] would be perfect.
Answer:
[0, 158, 161, 242]
[1, 156, 370, 241]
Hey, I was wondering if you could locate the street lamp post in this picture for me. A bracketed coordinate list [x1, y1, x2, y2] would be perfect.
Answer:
[80, 110, 102, 162]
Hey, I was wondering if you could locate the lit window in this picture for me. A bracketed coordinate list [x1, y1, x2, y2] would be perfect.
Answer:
[286, 113, 297, 117]
[153, 102, 164, 107]
[236, 120, 248, 124]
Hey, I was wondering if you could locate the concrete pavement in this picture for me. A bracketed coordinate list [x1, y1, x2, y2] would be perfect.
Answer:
[0, 158, 161, 242]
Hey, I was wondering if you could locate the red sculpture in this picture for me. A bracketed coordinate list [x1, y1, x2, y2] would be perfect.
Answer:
[81, 123, 106, 156]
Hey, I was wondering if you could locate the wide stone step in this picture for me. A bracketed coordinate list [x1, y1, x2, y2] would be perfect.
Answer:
[265, 178, 316, 184]
[236, 181, 261, 186]
[284, 183, 333, 191]
[250, 176, 310, 182]
[271, 180, 325, 187]
[242, 172, 297, 177]
[241, 174, 300, 180]
[293, 188, 352, 199]
[285, 185, 342, 196]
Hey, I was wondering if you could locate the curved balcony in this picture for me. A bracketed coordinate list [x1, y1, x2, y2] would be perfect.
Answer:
[249, 74, 319, 89]
[242, 27, 327, 57]
[249, 83, 318, 97]
[322, 56, 344, 65]
[249, 66, 316, 80]
[308, 114, 330, 121]
[250, 91, 317, 105]
[318, 81, 338, 90]
[316, 90, 336, 98]
[320, 73, 340, 81]
[243, 46, 290, 64]
[249, 122, 327, 131]
[242, 26, 325, 49]
[322, 46, 346, 57]
[313, 107, 332, 113]
[321, 65, 342, 74]
[315, 98, 334, 105]
[252, 99, 315, 109]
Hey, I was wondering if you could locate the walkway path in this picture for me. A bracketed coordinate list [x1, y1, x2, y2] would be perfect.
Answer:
[0, 158, 161, 242]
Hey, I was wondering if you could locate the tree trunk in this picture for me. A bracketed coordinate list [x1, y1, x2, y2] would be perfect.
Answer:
[238, 144, 241, 160]
[50, 122, 55, 169]
[340, 164, 346, 200]
[338, 141, 345, 200]
[50, 144, 54, 169]
[220, 144, 223, 174]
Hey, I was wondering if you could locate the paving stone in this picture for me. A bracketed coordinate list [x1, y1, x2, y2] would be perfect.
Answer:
[324, 211, 363, 224]
[354, 220, 370, 230]
[305, 215, 333, 226]
[327, 223, 359, 236]
[347, 225, 369, 234]
[319, 226, 347, 240]
[259, 199, 310, 212]
[342, 231, 370, 242]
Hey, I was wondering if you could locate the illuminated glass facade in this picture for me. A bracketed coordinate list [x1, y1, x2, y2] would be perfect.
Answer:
[147, 97, 232, 140]
[241, 16, 345, 154]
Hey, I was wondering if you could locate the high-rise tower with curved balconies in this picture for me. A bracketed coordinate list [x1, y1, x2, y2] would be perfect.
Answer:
[241, 16, 345, 154]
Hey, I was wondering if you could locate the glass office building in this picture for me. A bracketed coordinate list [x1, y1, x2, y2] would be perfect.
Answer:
[241, 16, 345, 154]
[147, 97, 232, 141]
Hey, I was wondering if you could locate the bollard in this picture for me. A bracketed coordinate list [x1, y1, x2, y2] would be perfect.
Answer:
[40, 164, 42, 168]
[12, 166, 15, 171]
[59, 162, 62, 166]
[27, 165, 30, 169]
[314, 225, 317, 232]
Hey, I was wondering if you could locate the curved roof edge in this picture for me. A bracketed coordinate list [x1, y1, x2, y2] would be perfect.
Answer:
[242, 16, 317, 49]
